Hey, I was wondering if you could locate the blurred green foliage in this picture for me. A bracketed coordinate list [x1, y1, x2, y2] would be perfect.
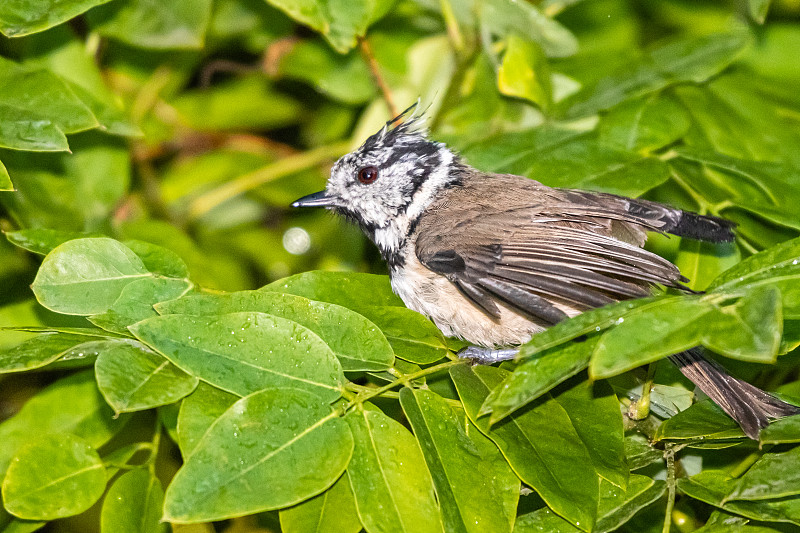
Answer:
[1, 0, 800, 532]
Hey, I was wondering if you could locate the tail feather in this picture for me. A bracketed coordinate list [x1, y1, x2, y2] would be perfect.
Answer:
[669, 348, 800, 439]
[666, 211, 736, 243]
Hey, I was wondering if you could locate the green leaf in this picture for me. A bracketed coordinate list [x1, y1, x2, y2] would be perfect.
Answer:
[263, 271, 404, 310]
[130, 312, 345, 401]
[356, 306, 449, 364]
[124, 240, 191, 279]
[481, 336, 597, 422]
[16, 26, 139, 137]
[89, 278, 193, 335]
[478, 0, 578, 58]
[675, 149, 800, 232]
[674, 240, 741, 292]
[0, 370, 127, 479]
[749, 0, 772, 23]
[727, 446, 800, 502]
[278, 39, 375, 104]
[5, 228, 104, 256]
[568, 32, 749, 117]
[702, 286, 782, 363]
[514, 475, 665, 533]
[171, 75, 302, 131]
[759, 413, 800, 446]
[31, 238, 151, 316]
[89, 0, 213, 49]
[345, 408, 444, 533]
[598, 93, 691, 152]
[399, 388, 519, 533]
[590, 297, 711, 379]
[100, 469, 166, 533]
[2, 433, 106, 520]
[549, 380, 627, 489]
[163, 388, 353, 522]
[155, 291, 394, 371]
[94, 339, 198, 414]
[176, 382, 238, 458]
[265, 0, 393, 53]
[0, 160, 10, 191]
[625, 433, 664, 471]
[655, 400, 745, 441]
[678, 470, 800, 525]
[0, 134, 130, 231]
[450, 365, 599, 531]
[279, 474, 362, 533]
[0, 332, 102, 373]
[498, 34, 551, 109]
[462, 131, 670, 197]
[709, 236, 800, 317]
[0, 0, 112, 36]
[0, 58, 98, 151]
[518, 298, 659, 358]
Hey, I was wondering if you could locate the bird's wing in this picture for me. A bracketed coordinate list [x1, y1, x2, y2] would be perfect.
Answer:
[414, 175, 685, 325]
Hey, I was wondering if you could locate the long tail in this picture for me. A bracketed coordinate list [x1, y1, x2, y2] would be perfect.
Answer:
[669, 348, 800, 439]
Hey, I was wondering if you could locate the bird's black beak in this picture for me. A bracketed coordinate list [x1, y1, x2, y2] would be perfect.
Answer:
[291, 191, 338, 208]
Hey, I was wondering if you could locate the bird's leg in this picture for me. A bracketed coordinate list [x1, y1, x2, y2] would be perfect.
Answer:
[457, 346, 518, 364]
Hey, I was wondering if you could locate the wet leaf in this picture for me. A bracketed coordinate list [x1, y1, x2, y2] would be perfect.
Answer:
[155, 291, 394, 371]
[345, 408, 444, 533]
[176, 382, 238, 458]
[130, 312, 345, 401]
[514, 475, 665, 533]
[2, 434, 106, 520]
[0, 332, 101, 373]
[90, 278, 193, 335]
[100, 469, 166, 533]
[31, 238, 151, 316]
[356, 305, 449, 364]
[164, 388, 353, 522]
[451, 365, 599, 531]
[400, 388, 519, 533]
[279, 474, 362, 533]
[263, 271, 404, 310]
[94, 338, 198, 414]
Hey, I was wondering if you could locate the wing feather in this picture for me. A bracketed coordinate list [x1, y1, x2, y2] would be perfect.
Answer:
[414, 174, 686, 324]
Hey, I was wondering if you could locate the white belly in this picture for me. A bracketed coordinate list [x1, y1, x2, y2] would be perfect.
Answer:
[390, 254, 546, 348]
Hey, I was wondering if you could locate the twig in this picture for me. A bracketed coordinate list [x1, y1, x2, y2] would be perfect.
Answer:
[199, 60, 259, 88]
[187, 140, 351, 219]
[345, 359, 466, 410]
[359, 36, 399, 117]
[663, 443, 688, 533]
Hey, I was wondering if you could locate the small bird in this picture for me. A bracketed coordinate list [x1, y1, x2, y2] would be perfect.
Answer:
[293, 105, 799, 439]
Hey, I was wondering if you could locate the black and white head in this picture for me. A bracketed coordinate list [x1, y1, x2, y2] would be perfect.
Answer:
[293, 105, 462, 265]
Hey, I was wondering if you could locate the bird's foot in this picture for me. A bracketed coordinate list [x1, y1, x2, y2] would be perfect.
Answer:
[457, 346, 518, 364]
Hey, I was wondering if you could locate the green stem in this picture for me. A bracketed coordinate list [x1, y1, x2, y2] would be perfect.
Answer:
[729, 445, 772, 478]
[146, 416, 162, 474]
[188, 141, 351, 219]
[669, 170, 710, 215]
[663, 444, 678, 533]
[346, 359, 466, 410]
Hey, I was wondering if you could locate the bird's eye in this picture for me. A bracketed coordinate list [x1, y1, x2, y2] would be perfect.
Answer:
[357, 166, 379, 184]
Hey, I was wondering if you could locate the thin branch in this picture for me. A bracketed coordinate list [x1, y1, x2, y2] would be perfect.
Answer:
[359, 36, 399, 117]
[188, 140, 351, 220]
